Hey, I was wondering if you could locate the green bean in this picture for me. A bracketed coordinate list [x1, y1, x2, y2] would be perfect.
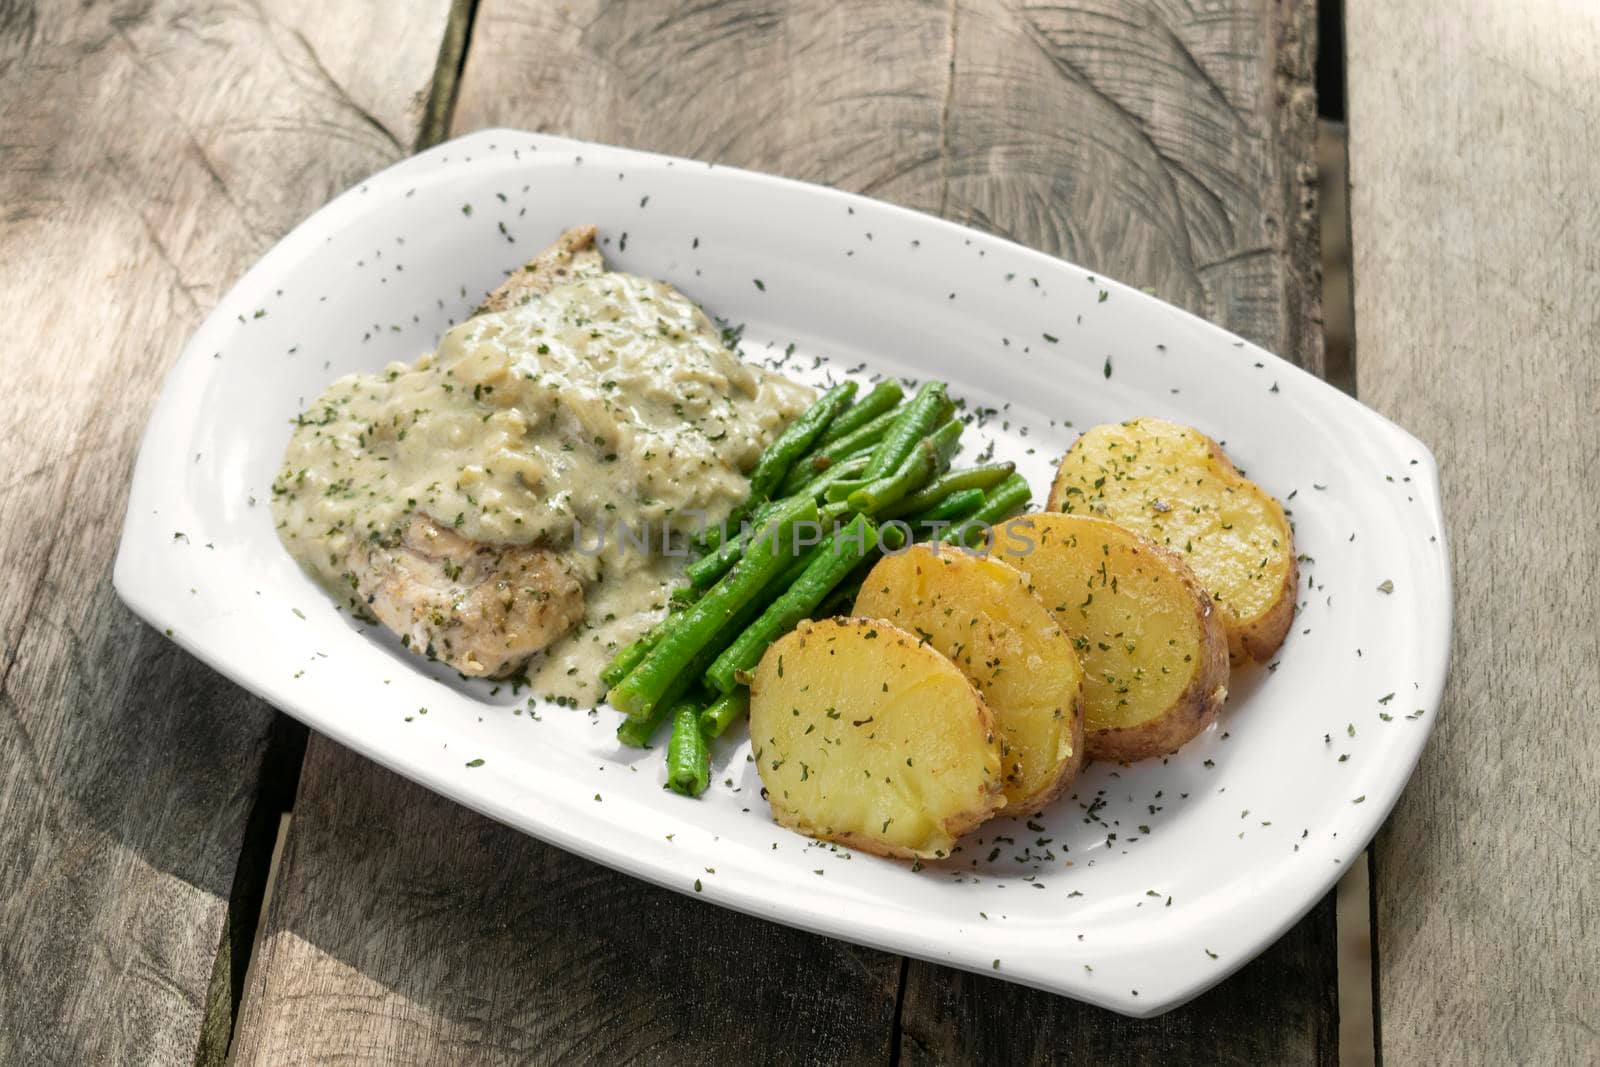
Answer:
[616, 556, 798, 748]
[875, 462, 1016, 519]
[822, 477, 868, 503]
[700, 396, 845, 553]
[864, 382, 950, 478]
[980, 472, 1032, 517]
[610, 497, 818, 718]
[685, 493, 841, 589]
[699, 688, 750, 738]
[747, 382, 856, 500]
[786, 451, 870, 502]
[819, 499, 853, 525]
[817, 381, 903, 445]
[616, 707, 665, 747]
[600, 589, 704, 689]
[687, 498, 782, 588]
[846, 438, 938, 514]
[888, 484, 985, 544]
[817, 406, 900, 460]
[619, 539, 819, 746]
[699, 489, 783, 554]
[755, 501, 847, 566]
[697, 522, 728, 555]
[615, 638, 720, 746]
[929, 418, 964, 469]
[844, 422, 960, 513]
[668, 584, 703, 609]
[697, 501, 750, 554]
[666, 700, 712, 796]
[909, 487, 986, 526]
[943, 473, 1033, 548]
[600, 613, 675, 690]
[704, 514, 880, 693]
[686, 532, 747, 589]
[780, 407, 901, 493]
[813, 555, 875, 618]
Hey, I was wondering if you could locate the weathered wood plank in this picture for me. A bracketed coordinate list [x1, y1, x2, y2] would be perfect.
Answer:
[229, 741, 901, 1066]
[231, 6, 947, 1060]
[901, 1, 1331, 1058]
[0, 2, 455, 1062]
[457, 0, 955, 211]
[233, 0, 1330, 1060]
[1345, 3, 1600, 1062]
[936, 0, 1323, 371]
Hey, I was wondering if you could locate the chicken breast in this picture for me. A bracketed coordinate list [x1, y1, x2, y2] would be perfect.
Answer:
[475, 223, 603, 315]
[348, 513, 586, 678]
[345, 227, 603, 677]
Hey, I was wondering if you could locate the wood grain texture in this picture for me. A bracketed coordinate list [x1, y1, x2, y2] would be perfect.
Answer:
[1346, 3, 1600, 1063]
[229, 740, 900, 1066]
[233, 0, 1329, 1060]
[905, 2, 1333, 1058]
[452, 0, 1322, 371]
[0, 1, 453, 1062]
[938, 0, 1323, 374]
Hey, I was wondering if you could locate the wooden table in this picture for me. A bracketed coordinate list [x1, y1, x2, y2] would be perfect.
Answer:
[2, 1, 1592, 1063]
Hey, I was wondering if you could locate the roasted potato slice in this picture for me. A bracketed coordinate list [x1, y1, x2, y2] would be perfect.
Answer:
[1047, 417, 1296, 663]
[853, 545, 1085, 810]
[995, 513, 1229, 762]
[750, 618, 1004, 859]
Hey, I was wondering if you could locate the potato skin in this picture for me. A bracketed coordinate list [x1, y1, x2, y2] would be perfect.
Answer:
[853, 545, 1086, 811]
[1047, 418, 1297, 664]
[995, 513, 1230, 763]
[1194, 433, 1299, 664]
[750, 618, 1005, 859]
[1088, 645, 1228, 763]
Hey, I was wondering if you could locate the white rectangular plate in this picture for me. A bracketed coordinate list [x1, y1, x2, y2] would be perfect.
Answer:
[116, 130, 1450, 1017]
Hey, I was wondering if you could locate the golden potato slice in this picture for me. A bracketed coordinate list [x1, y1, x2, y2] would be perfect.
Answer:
[750, 618, 1004, 859]
[853, 545, 1085, 810]
[1047, 417, 1297, 663]
[994, 513, 1229, 762]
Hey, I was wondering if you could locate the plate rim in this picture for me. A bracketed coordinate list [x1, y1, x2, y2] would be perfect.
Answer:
[114, 127, 1453, 1018]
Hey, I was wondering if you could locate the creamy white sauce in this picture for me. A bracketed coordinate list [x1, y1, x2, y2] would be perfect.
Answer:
[273, 270, 813, 700]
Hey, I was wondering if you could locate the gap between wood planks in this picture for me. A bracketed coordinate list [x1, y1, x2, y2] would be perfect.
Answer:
[210, 2, 482, 1062]
[197, 718, 306, 1067]
[418, 0, 483, 152]
[1314, 113, 1377, 1067]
